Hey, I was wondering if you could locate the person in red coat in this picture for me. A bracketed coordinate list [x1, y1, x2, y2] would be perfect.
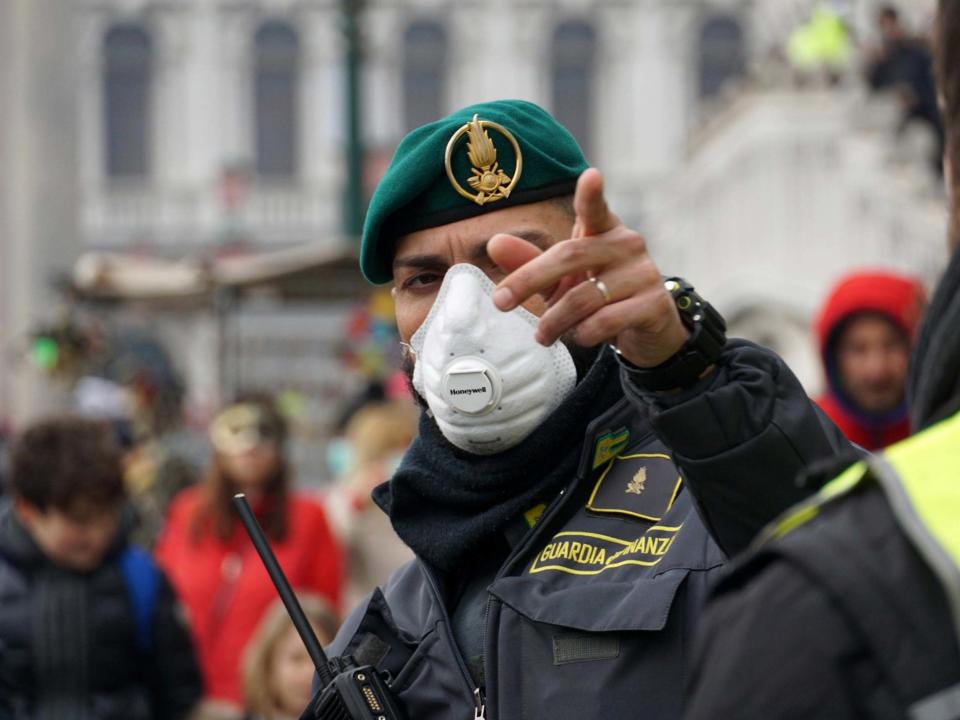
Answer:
[156, 395, 343, 712]
[814, 270, 926, 450]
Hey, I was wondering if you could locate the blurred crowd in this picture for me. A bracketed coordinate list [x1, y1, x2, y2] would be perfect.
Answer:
[0, 375, 418, 718]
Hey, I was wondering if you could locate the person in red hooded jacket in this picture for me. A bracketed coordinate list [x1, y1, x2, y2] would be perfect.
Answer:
[155, 395, 343, 714]
[814, 270, 926, 450]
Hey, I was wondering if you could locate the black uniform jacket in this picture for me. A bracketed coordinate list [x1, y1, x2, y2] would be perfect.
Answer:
[685, 480, 960, 720]
[324, 341, 849, 720]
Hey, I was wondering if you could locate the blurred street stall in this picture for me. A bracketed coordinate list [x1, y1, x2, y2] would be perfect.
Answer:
[70, 242, 382, 485]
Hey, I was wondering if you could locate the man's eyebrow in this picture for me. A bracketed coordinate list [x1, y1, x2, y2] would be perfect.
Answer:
[468, 229, 554, 262]
[394, 229, 555, 269]
[393, 253, 447, 271]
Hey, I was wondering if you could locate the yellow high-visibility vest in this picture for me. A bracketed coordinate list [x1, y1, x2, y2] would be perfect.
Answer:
[787, 3, 852, 72]
[760, 409, 960, 652]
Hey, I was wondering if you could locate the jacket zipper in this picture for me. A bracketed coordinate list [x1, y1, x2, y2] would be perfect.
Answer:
[421, 564, 486, 719]
[474, 687, 486, 720]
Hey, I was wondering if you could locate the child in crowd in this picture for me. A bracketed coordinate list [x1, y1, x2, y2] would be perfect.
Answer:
[243, 595, 340, 720]
[0, 416, 201, 719]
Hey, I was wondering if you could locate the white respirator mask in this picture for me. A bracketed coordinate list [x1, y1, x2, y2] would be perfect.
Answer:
[409, 263, 577, 455]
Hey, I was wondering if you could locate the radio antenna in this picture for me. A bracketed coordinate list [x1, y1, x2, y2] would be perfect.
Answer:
[233, 493, 334, 687]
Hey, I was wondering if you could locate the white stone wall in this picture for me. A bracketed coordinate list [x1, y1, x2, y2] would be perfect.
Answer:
[0, 0, 80, 425]
[646, 88, 947, 392]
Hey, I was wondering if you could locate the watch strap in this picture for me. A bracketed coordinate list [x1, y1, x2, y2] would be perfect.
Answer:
[617, 277, 726, 392]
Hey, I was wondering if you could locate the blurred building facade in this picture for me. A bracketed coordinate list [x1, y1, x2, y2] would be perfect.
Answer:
[72, 0, 946, 398]
[1, 0, 943, 450]
[647, 0, 943, 392]
[74, 0, 759, 254]
[71, 0, 769, 478]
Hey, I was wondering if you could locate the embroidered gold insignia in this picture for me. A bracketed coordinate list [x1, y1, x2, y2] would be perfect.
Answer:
[444, 114, 523, 206]
[626, 467, 647, 496]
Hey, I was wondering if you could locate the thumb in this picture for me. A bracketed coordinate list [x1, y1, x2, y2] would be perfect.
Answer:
[574, 168, 620, 236]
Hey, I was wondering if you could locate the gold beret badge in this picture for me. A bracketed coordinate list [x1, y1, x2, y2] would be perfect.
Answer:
[444, 114, 523, 206]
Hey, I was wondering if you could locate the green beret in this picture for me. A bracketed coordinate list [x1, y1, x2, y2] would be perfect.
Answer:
[360, 99, 589, 284]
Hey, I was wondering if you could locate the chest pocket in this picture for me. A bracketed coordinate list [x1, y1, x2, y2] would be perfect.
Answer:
[485, 445, 720, 720]
[525, 453, 687, 580]
[488, 569, 695, 720]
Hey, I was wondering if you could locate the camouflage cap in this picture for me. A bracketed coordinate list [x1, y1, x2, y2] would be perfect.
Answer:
[360, 99, 589, 284]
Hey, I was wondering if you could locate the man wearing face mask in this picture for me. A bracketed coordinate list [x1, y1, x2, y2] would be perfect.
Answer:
[312, 101, 851, 720]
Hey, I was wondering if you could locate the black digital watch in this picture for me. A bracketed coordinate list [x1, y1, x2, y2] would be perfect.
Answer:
[616, 277, 727, 392]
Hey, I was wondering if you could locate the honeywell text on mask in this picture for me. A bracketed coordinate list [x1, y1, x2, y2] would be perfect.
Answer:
[449, 386, 489, 396]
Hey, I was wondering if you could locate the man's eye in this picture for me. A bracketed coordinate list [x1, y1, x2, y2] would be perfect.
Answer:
[403, 272, 442, 289]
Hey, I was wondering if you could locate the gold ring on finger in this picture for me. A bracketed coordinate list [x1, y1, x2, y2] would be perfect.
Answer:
[589, 276, 612, 304]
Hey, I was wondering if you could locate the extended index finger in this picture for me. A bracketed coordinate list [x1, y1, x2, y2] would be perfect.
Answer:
[574, 168, 621, 237]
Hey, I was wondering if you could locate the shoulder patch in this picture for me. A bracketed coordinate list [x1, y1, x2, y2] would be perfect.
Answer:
[524, 503, 547, 528]
[592, 427, 630, 469]
[586, 453, 682, 523]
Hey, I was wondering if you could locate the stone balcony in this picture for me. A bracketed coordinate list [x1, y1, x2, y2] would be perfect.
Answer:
[81, 180, 340, 253]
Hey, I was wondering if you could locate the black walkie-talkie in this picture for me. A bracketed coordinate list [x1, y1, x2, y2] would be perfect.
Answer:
[233, 493, 406, 720]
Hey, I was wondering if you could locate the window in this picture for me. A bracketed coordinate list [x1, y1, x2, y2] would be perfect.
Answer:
[403, 21, 447, 132]
[551, 20, 596, 159]
[254, 21, 299, 178]
[698, 15, 746, 101]
[103, 24, 152, 178]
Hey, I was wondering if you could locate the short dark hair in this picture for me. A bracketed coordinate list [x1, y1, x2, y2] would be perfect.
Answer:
[11, 417, 125, 512]
[935, 0, 960, 248]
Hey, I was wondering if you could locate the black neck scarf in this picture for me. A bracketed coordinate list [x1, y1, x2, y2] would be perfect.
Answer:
[373, 347, 623, 574]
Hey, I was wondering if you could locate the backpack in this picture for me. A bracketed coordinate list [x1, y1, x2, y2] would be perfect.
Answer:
[119, 545, 162, 654]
